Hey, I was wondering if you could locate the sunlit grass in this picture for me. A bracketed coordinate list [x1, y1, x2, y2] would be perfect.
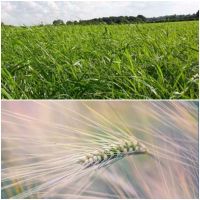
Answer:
[1, 21, 199, 99]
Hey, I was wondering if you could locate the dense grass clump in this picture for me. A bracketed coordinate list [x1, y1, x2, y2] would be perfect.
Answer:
[1, 21, 199, 99]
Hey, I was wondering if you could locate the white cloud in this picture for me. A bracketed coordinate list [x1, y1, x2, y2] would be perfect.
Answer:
[1, 1, 199, 25]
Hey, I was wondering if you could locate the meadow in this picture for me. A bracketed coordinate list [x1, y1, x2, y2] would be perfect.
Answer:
[1, 21, 199, 99]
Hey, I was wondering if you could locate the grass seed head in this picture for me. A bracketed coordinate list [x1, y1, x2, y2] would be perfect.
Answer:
[78, 138, 148, 168]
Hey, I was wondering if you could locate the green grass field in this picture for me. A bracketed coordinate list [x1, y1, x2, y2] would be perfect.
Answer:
[1, 21, 199, 99]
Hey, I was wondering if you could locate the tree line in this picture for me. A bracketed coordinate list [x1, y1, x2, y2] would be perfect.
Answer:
[1, 11, 199, 27]
[53, 11, 199, 25]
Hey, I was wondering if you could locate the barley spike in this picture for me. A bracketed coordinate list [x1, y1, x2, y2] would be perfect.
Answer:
[77, 139, 148, 169]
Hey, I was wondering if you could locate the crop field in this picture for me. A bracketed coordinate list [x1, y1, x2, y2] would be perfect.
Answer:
[1, 21, 199, 99]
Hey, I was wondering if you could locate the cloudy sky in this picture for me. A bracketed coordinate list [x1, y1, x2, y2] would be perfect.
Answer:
[1, 0, 199, 25]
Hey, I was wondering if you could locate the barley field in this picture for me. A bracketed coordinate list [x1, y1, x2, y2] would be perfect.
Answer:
[1, 21, 199, 99]
[1, 101, 198, 198]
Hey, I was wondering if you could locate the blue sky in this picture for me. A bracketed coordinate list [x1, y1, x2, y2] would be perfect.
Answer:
[1, 1, 199, 25]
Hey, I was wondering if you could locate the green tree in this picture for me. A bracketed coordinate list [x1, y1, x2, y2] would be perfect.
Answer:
[53, 19, 64, 25]
[137, 15, 146, 21]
